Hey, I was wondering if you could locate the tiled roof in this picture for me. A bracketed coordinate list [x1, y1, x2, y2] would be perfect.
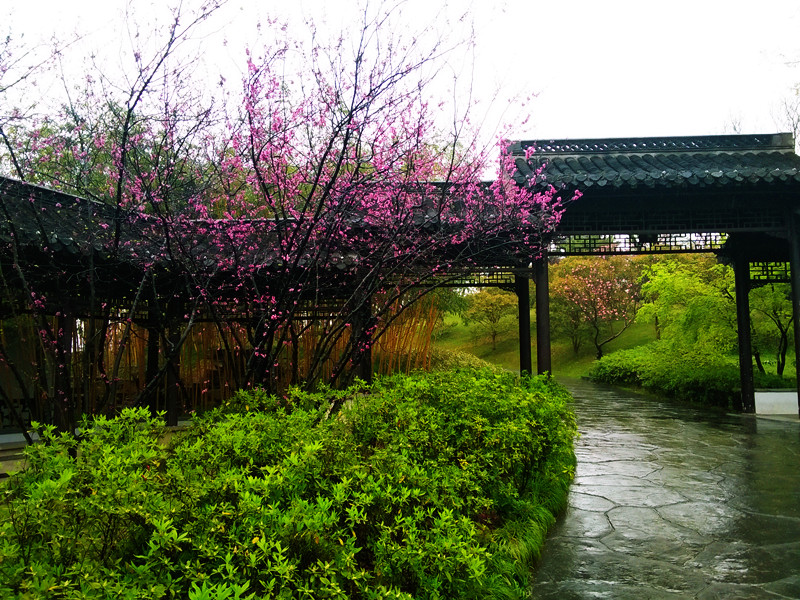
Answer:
[0, 177, 448, 281]
[0, 176, 288, 272]
[0, 176, 121, 257]
[511, 133, 800, 190]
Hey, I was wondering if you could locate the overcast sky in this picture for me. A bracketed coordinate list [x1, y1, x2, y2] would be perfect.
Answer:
[5, 0, 800, 143]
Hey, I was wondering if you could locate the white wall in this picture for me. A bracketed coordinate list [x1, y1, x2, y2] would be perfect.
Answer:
[755, 391, 798, 415]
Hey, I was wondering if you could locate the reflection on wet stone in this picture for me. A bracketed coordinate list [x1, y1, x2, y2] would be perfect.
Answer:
[569, 492, 616, 513]
[531, 379, 800, 599]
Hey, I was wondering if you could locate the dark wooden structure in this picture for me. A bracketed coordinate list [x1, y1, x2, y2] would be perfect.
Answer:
[511, 132, 800, 414]
[2, 132, 800, 430]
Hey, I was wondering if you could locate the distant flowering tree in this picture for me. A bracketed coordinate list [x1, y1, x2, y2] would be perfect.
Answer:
[551, 256, 642, 359]
[0, 1, 570, 431]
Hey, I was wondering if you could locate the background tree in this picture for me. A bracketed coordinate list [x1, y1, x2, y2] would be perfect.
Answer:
[637, 255, 738, 356]
[550, 256, 641, 359]
[635, 254, 795, 377]
[749, 283, 793, 377]
[462, 288, 518, 350]
[550, 270, 590, 355]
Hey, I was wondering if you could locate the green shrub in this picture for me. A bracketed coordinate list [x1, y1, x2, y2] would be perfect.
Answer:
[381, 347, 504, 376]
[427, 348, 505, 373]
[0, 370, 576, 599]
[589, 340, 795, 409]
[0, 408, 173, 598]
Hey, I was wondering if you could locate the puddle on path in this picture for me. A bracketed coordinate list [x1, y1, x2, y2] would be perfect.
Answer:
[531, 379, 800, 600]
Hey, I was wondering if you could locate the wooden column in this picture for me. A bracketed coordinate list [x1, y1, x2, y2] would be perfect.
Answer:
[54, 312, 76, 434]
[789, 212, 800, 417]
[145, 319, 161, 416]
[164, 302, 182, 427]
[165, 325, 181, 426]
[535, 254, 552, 375]
[515, 274, 532, 376]
[356, 299, 373, 384]
[734, 255, 755, 413]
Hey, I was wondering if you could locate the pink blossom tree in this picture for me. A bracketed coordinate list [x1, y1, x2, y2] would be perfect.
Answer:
[0, 0, 229, 431]
[0, 2, 568, 431]
[551, 256, 642, 359]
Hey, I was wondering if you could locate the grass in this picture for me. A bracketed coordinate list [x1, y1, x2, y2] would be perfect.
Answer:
[433, 313, 658, 378]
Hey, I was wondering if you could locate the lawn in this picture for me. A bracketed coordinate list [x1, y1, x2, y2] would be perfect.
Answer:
[433, 312, 658, 378]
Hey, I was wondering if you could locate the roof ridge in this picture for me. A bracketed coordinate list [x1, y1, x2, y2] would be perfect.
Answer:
[511, 133, 796, 156]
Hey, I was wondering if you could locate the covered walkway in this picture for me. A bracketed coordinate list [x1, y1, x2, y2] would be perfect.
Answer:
[2, 132, 800, 433]
[512, 133, 800, 415]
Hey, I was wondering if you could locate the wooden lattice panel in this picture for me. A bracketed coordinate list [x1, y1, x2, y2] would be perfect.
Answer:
[750, 261, 791, 284]
[550, 232, 726, 255]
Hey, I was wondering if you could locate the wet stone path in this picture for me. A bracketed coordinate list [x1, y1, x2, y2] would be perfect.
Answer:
[531, 379, 800, 599]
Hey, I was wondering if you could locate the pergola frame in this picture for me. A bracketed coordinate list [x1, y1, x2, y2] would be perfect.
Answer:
[2, 132, 800, 427]
[511, 132, 800, 415]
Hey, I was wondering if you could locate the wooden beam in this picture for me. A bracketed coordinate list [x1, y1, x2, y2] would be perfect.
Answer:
[515, 275, 532, 376]
[535, 255, 552, 375]
[734, 255, 755, 413]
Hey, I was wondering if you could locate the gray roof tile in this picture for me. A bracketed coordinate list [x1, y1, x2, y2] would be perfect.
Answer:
[511, 133, 800, 190]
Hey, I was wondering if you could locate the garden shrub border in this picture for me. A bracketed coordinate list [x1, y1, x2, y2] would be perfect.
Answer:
[589, 340, 795, 409]
[0, 368, 576, 600]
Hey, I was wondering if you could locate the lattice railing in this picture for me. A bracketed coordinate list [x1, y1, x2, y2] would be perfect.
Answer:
[549, 232, 726, 255]
[750, 261, 791, 284]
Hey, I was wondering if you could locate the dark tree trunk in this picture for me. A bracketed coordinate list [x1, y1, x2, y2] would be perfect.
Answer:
[753, 348, 766, 375]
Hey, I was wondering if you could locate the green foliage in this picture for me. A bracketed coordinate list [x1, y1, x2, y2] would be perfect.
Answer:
[432, 313, 524, 373]
[430, 287, 470, 317]
[750, 283, 794, 376]
[432, 306, 658, 377]
[0, 370, 576, 599]
[427, 347, 506, 372]
[589, 340, 794, 408]
[462, 289, 518, 350]
[637, 255, 737, 354]
[592, 255, 797, 408]
[0, 408, 171, 598]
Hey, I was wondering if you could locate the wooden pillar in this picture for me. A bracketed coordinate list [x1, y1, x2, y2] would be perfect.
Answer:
[163, 301, 182, 427]
[145, 319, 161, 416]
[734, 255, 755, 413]
[535, 254, 552, 375]
[789, 212, 800, 418]
[515, 275, 532, 376]
[54, 312, 76, 434]
[165, 324, 180, 427]
[356, 299, 373, 384]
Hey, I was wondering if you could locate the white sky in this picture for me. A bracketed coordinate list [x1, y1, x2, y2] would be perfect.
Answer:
[5, 0, 800, 142]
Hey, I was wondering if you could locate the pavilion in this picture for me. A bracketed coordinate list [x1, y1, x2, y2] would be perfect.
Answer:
[1, 132, 799, 430]
[512, 132, 800, 414]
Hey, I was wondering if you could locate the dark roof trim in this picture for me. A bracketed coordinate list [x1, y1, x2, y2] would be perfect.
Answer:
[511, 133, 800, 191]
[510, 133, 795, 156]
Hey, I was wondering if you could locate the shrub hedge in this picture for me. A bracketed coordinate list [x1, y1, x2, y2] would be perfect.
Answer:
[0, 368, 576, 599]
[589, 341, 794, 409]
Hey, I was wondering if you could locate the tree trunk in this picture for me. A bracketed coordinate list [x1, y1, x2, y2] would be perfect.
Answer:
[753, 348, 766, 375]
[777, 329, 788, 377]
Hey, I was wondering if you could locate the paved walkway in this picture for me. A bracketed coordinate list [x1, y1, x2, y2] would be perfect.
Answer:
[531, 379, 800, 599]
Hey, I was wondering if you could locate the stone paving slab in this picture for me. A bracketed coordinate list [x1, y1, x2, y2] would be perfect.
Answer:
[531, 379, 800, 599]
